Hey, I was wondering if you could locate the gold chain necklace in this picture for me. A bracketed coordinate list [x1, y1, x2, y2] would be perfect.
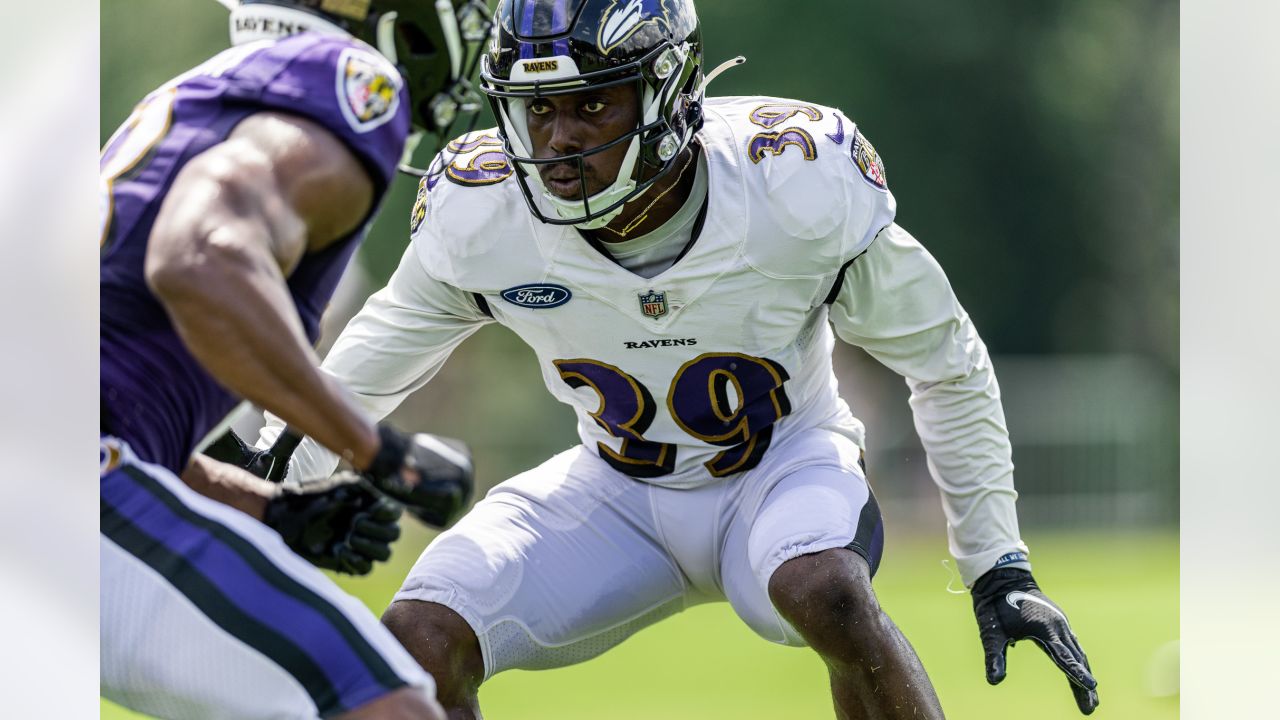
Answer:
[600, 150, 696, 240]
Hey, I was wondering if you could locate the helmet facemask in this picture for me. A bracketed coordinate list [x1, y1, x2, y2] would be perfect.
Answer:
[481, 0, 704, 228]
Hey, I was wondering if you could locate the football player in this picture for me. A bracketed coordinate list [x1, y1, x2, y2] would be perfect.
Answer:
[100, 1, 491, 717]
[261, 0, 1099, 716]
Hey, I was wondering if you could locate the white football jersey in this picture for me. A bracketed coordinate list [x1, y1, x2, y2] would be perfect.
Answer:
[265, 96, 1028, 585]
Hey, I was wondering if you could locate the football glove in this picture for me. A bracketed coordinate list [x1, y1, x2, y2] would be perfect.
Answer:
[263, 473, 402, 576]
[361, 424, 473, 528]
[202, 427, 297, 482]
[971, 567, 1099, 714]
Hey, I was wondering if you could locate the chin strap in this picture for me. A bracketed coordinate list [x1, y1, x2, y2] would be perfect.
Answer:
[569, 205, 628, 230]
[699, 55, 746, 95]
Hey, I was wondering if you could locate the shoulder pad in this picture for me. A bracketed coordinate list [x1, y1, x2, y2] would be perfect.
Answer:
[410, 129, 529, 290]
[410, 129, 511, 236]
[268, 35, 406, 135]
[210, 35, 410, 189]
[436, 130, 516, 188]
[704, 96, 896, 278]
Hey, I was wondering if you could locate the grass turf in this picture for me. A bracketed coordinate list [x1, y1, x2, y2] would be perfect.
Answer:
[102, 530, 1177, 719]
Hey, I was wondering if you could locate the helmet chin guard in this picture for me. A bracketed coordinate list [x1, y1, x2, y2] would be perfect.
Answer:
[480, 0, 705, 228]
[513, 122, 643, 229]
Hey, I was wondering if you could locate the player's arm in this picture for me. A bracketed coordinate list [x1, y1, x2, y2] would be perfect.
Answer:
[828, 222, 1098, 714]
[182, 452, 403, 576]
[145, 111, 381, 468]
[829, 223, 1025, 582]
[258, 234, 493, 483]
[182, 452, 277, 520]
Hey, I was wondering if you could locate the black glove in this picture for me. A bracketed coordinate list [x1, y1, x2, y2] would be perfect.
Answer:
[971, 567, 1099, 714]
[203, 427, 298, 483]
[263, 473, 403, 575]
[361, 424, 473, 528]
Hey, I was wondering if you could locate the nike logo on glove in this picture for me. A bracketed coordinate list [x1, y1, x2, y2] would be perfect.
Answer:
[1007, 591, 1071, 624]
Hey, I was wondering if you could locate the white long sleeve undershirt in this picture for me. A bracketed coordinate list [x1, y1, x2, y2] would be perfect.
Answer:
[828, 223, 1029, 585]
[257, 243, 490, 480]
[261, 221, 1030, 587]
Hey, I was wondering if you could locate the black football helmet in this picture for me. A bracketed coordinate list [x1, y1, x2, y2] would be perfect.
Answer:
[481, 0, 704, 228]
[221, 0, 491, 142]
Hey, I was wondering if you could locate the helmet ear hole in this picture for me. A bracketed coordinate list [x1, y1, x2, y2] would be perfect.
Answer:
[417, 98, 438, 131]
[398, 22, 438, 56]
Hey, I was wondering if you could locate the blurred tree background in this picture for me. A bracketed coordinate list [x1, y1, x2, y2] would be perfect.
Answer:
[101, 2, 1179, 718]
[101, 1, 1177, 526]
[101, 0, 1178, 360]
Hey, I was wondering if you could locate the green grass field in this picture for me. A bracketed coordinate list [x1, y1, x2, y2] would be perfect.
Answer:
[103, 530, 1177, 719]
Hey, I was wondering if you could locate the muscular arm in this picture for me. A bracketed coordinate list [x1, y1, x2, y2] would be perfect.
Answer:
[829, 223, 1028, 586]
[181, 454, 277, 521]
[260, 240, 492, 481]
[145, 112, 381, 469]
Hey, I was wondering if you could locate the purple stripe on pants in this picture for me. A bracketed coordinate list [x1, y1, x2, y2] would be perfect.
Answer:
[101, 467, 390, 712]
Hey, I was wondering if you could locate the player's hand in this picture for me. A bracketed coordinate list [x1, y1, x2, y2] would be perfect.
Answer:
[360, 424, 474, 528]
[203, 427, 295, 482]
[264, 473, 402, 575]
[971, 567, 1099, 714]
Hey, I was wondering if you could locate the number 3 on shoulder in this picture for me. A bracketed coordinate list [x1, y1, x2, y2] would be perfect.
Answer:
[746, 103, 821, 164]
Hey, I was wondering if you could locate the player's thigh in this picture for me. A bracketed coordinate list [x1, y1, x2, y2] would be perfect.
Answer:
[100, 446, 431, 720]
[394, 445, 687, 680]
[720, 434, 883, 646]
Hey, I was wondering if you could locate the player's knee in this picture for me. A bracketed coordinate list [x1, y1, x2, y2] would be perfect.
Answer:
[768, 548, 884, 643]
[381, 600, 483, 699]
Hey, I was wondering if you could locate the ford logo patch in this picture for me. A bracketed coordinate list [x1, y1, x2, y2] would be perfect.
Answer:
[500, 283, 572, 309]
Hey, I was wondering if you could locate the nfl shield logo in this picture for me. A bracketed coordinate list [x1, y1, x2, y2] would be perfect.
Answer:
[638, 290, 668, 319]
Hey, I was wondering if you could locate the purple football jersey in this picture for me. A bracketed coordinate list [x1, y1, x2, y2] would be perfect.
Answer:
[101, 33, 411, 472]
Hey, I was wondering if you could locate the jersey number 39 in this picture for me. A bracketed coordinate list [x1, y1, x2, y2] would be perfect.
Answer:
[554, 353, 793, 478]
